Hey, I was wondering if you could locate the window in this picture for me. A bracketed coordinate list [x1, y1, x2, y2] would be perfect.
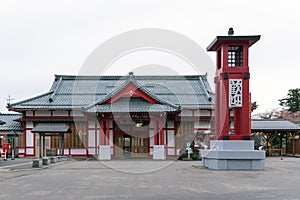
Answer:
[217, 49, 222, 69]
[228, 46, 243, 67]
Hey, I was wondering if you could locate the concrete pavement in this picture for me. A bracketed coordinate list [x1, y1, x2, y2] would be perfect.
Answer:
[0, 157, 299, 200]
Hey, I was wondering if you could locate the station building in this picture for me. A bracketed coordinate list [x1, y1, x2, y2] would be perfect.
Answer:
[7, 73, 215, 158]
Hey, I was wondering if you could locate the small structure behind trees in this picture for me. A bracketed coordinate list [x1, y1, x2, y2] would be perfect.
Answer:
[251, 119, 300, 155]
[251, 88, 300, 155]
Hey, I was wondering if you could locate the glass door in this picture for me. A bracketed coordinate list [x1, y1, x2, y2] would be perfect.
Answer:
[123, 136, 131, 158]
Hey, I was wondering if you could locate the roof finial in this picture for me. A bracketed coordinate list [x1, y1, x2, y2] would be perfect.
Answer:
[228, 27, 234, 36]
[128, 71, 134, 76]
[6, 94, 14, 104]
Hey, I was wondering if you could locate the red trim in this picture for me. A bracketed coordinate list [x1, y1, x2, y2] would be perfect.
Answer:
[165, 129, 168, 156]
[148, 131, 151, 157]
[159, 119, 163, 145]
[106, 120, 110, 145]
[104, 82, 159, 104]
[86, 115, 88, 157]
[23, 121, 27, 156]
[153, 119, 157, 145]
[100, 120, 105, 145]
[174, 117, 177, 155]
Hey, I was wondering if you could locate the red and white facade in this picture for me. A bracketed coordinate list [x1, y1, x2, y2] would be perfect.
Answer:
[8, 75, 215, 158]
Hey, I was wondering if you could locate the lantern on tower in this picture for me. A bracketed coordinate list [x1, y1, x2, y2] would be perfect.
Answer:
[207, 28, 260, 140]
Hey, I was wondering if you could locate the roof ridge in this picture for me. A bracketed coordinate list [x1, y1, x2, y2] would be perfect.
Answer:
[198, 76, 212, 102]
[54, 74, 206, 80]
[49, 76, 63, 103]
[7, 91, 54, 109]
[0, 113, 22, 116]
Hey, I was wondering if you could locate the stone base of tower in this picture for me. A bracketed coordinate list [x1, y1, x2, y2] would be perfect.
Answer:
[200, 140, 265, 170]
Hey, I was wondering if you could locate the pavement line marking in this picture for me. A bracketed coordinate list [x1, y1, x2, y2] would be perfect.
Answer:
[0, 161, 33, 169]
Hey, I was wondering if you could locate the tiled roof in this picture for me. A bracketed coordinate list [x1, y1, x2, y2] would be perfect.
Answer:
[31, 123, 71, 133]
[8, 74, 214, 111]
[85, 75, 180, 112]
[252, 119, 300, 131]
[0, 113, 23, 131]
[86, 97, 178, 113]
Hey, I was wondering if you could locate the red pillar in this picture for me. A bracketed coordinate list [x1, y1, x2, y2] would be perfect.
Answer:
[100, 120, 105, 145]
[86, 114, 89, 156]
[153, 119, 157, 145]
[106, 120, 110, 146]
[159, 118, 164, 145]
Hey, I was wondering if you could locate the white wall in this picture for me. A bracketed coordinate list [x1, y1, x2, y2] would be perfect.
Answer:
[167, 130, 175, 147]
[26, 130, 34, 146]
[194, 121, 210, 129]
[194, 110, 210, 116]
[88, 130, 95, 147]
[26, 111, 33, 116]
[26, 122, 34, 128]
[70, 110, 85, 117]
[179, 110, 193, 116]
[35, 111, 51, 116]
[52, 110, 68, 116]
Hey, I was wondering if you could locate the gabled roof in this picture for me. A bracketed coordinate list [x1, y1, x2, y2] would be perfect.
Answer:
[8, 74, 214, 112]
[0, 113, 23, 131]
[251, 119, 300, 132]
[85, 75, 180, 112]
[31, 123, 71, 133]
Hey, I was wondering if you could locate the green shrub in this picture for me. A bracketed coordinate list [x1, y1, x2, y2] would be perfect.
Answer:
[178, 150, 201, 160]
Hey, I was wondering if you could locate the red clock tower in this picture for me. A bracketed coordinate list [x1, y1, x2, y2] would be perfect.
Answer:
[207, 28, 260, 140]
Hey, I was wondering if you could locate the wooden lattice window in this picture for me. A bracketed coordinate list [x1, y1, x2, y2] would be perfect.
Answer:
[228, 46, 243, 67]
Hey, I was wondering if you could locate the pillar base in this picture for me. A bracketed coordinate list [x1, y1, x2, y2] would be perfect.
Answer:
[153, 145, 166, 160]
[98, 145, 111, 160]
[200, 140, 265, 170]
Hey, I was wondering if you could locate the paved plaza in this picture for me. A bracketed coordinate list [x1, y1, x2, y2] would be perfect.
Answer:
[0, 157, 299, 200]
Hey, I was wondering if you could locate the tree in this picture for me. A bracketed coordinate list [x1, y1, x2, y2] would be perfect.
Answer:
[253, 108, 281, 119]
[253, 109, 300, 123]
[279, 88, 300, 113]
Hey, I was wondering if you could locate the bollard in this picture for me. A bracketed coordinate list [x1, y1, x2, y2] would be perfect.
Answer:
[57, 156, 62, 162]
[32, 159, 40, 168]
[50, 157, 56, 163]
[42, 157, 48, 165]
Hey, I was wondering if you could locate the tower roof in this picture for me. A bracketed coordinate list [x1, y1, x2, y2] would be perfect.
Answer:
[207, 35, 261, 51]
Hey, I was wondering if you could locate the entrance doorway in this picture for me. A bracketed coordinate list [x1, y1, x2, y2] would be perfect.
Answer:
[114, 134, 149, 158]
[123, 136, 131, 158]
[35, 135, 50, 157]
[131, 136, 148, 157]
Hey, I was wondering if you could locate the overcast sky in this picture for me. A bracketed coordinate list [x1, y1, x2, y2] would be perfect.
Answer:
[0, 0, 299, 115]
